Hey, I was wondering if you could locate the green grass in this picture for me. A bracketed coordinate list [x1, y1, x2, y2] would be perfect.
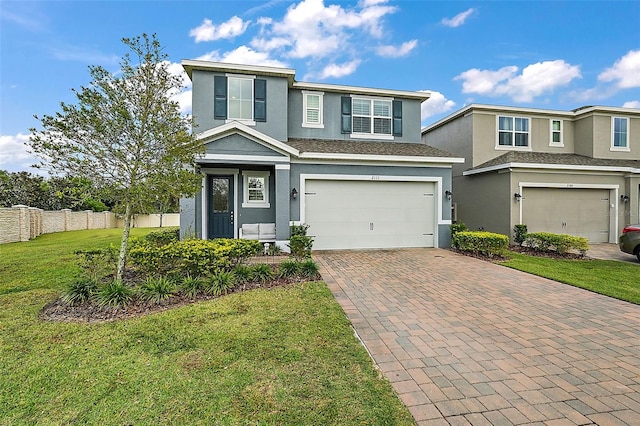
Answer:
[503, 252, 640, 304]
[0, 229, 413, 425]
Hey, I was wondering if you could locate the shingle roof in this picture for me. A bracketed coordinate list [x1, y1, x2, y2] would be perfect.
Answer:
[473, 151, 640, 170]
[286, 138, 458, 158]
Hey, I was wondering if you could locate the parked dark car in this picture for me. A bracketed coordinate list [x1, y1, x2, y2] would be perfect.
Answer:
[619, 224, 640, 262]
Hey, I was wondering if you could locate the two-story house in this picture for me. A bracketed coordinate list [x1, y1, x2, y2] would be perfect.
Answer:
[179, 60, 463, 250]
[422, 104, 640, 243]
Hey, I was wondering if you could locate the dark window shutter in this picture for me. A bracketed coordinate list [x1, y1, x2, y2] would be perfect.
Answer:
[341, 96, 352, 134]
[392, 100, 402, 137]
[254, 79, 267, 122]
[214, 76, 227, 120]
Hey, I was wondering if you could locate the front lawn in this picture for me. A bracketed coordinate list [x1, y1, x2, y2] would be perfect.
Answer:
[0, 229, 413, 425]
[503, 252, 640, 304]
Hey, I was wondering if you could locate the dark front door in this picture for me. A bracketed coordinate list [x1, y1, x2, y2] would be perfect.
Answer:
[209, 175, 234, 239]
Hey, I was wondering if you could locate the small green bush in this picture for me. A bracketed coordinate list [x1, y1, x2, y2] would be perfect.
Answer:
[250, 264, 274, 283]
[232, 264, 253, 283]
[450, 223, 468, 247]
[206, 271, 236, 296]
[96, 280, 134, 308]
[299, 259, 320, 279]
[143, 228, 180, 247]
[513, 224, 528, 245]
[453, 231, 509, 257]
[266, 243, 282, 256]
[288, 235, 314, 259]
[278, 260, 301, 278]
[524, 232, 589, 255]
[180, 275, 205, 298]
[75, 247, 117, 282]
[290, 223, 310, 236]
[139, 277, 176, 303]
[61, 279, 98, 305]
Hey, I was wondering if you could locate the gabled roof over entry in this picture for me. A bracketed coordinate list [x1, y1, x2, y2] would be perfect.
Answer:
[465, 151, 640, 175]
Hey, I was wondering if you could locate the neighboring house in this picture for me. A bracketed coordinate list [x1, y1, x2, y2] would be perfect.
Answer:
[179, 60, 463, 250]
[422, 104, 640, 243]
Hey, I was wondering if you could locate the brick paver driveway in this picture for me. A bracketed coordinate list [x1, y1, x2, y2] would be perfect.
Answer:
[315, 249, 640, 425]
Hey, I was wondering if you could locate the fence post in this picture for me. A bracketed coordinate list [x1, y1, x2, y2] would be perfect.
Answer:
[12, 205, 30, 242]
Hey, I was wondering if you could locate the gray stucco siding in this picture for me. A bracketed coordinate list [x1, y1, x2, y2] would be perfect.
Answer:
[288, 90, 423, 143]
[191, 70, 289, 141]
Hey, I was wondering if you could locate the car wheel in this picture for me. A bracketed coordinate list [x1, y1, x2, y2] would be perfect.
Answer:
[637, 252, 640, 263]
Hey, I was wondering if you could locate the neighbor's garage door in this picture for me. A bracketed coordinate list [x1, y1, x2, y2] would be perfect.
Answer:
[305, 180, 435, 250]
[522, 188, 610, 243]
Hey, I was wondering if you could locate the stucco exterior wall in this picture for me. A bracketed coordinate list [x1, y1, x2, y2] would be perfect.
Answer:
[191, 70, 289, 142]
[422, 114, 473, 177]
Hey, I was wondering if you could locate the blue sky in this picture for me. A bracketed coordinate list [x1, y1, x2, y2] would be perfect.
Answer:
[1, 0, 639, 174]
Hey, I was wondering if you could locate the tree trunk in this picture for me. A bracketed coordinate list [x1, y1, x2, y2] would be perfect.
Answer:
[116, 202, 133, 282]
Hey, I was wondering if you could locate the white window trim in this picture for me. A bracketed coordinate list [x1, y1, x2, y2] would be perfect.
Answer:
[495, 115, 531, 151]
[350, 95, 394, 137]
[242, 171, 270, 208]
[549, 119, 564, 147]
[611, 117, 630, 152]
[226, 74, 255, 123]
[301, 90, 324, 128]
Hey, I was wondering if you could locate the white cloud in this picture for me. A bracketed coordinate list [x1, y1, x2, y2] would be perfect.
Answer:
[455, 60, 581, 102]
[441, 8, 475, 28]
[623, 100, 640, 109]
[598, 49, 640, 89]
[196, 46, 288, 68]
[165, 61, 192, 115]
[0, 133, 41, 173]
[189, 16, 250, 43]
[419, 91, 456, 120]
[259, 0, 397, 59]
[318, 59, 361, 79]
[376, 39, 417, 58]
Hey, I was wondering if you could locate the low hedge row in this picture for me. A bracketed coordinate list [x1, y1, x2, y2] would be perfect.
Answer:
[452, 231, 509, 257]
[129, 238, 262, 277]
[524, 232, 589, 255]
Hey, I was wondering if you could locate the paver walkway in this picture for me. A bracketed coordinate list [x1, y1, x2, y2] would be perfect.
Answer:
[315, 249, 640, 425]
[588, 243, 639, 264]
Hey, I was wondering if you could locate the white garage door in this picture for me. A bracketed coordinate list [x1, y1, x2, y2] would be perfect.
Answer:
[522, 188, 610, 243]
[304, 180, 436, 250]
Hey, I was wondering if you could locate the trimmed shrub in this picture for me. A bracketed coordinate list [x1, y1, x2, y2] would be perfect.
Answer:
[524, 232, 589, 255]
[288, 235, 314, 259]
[139, 277, 176, 303]
[450, 223, 469, 248]
[61, 279, 98, 305]
[129, 238, 262, 277]
[96, 280, 134, 308]
[513, 224, 528, 245]
[453, 231, 509, 257]
[143, 228, 179, 247]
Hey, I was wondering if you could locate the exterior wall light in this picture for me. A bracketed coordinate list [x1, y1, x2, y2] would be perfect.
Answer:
[445, 190, 452, 200]
[291, 188, 298, 200]
[514, 193, 522, 202]
[621, 194, 630, 203]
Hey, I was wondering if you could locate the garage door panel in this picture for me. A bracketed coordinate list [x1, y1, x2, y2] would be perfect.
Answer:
[522, 188, 610, 243]
[305, 180, 436, 250]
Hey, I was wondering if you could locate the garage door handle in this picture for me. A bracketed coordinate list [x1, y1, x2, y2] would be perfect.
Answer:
[370, 222, 374, 231]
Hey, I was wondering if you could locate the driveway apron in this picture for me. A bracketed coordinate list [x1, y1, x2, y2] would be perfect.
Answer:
[315, 248, 640, 425]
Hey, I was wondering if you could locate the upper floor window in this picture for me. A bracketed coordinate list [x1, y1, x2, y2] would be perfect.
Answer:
[498, 116, 529, 148]
[214, 75, 266, 124]
[341, 96, 402, 139]
[550, 119, 563, 146]
[302, 91, 324, 128]
[612, 117, 629, 151]
[242, 171, 270, 208]
[228, 77, 253, 121]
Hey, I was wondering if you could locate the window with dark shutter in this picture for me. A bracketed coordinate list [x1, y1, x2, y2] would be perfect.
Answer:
[214, 76, 227, 119]
[392, 100, 402, 137]
[341, 96, 352, 133]
[254, 79, 266, 122]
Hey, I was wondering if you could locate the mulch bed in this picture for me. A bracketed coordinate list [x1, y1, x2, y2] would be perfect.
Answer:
[40, 264, 317, 324]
